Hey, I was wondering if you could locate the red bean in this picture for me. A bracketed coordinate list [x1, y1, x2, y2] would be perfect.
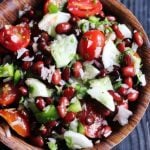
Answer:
[30, 136, 44, 147]
[44, 57, 52, 67]
[40, 32, 50, 43]
[45, 97, 53, 105]
[117, 43, 125, 52]
[117, 85, 128, 96]
[133, 31, 143, 47]
[127, 90, 139, 102]
[121, 66, 135, 77]
[108, 90, 123, 102]
[123, 54, 134, 66]
[123, 38, 132, 47]
[55, 22, 72, 34]
[124, 77, 133, 88]
[57, 106, 67, 118]
[21, 51, 30, 59]
[112, 24, 124, 39]
[38, 41, 47, 52]
[73, 61, 83, 78]
[58, 97, 69, 107]
[52, 69, 61, 85]
[32, 61, 44, 74]
[106, 16, 116, 21]
[62, 67, 71, 81]
[46, 121, 58, 129]
[99, 69, 107, 77]
[22, 61, 32, 70]
[19, 86, 28, 96]
[64, 112, 76, 123]
[63, 87, 75, 100]
[85, 115, 95, 125]
[39, 125, 47, 136]
[35, 54, 43, 61]
[27, 10, 35, 18]
[35, 97, 46, 111]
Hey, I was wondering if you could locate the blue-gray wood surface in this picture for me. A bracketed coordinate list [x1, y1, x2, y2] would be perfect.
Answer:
[0, 0, 150, 150]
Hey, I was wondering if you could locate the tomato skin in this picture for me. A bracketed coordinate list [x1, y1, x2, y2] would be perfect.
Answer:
[79, 30, 105, 60]
[0, 82, 19, 106]
[0, 109, 30, 137]
[44, 0, 51, 14]
[0, 24, 30, 52]
[67, 0, 102, 18]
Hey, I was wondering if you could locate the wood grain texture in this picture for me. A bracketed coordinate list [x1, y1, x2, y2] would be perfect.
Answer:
[0, 0, 150, 150]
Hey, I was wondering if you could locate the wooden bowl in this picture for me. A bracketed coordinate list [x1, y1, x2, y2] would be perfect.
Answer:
[0, 0, 150, 150]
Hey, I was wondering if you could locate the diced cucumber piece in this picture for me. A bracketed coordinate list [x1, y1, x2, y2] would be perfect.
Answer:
[48, 3, 59, 13]
[78, 122, 85, 134]
[29, 103, 59, 123]
[14, 70, 23, 84]
[69, 119, 78, 132]
[0, 63, 14, 78]
[87, 76, 115, 111]
[82, 63, 99, 80]
[102, 40, 120, 69]
[64, 131, 93, 149]
[68, 97, 82, 113]
[38, 12, 71, 37]
[48, 139, 58, 150]
[25, 78, 53, 98]
[50, 35, 78, 68]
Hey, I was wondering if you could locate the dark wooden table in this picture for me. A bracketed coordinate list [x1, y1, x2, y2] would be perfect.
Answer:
[0, 0, 150, 150]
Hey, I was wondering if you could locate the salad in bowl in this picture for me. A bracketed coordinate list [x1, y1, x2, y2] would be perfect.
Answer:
[0, 0, 147, 149]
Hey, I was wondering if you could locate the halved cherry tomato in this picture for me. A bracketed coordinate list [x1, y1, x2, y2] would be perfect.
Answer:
[67, 0, 102, 18]
[0, 24, 30, 52]
[0, 109, 30, 137]
[79, 30, 105, 60]
[0, 82, 19, 106]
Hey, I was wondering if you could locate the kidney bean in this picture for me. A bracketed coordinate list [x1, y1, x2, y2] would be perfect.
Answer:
[32, 61, 44, 74]
[27, 10, 35, 18]
[64, 112, 76, 123]
[19, 86, 28, 96]
[40, 32, 50, 43]
[112, 24, 124, 39]
[106, 16, 116, 21]
[35, 54, 43, 62]
[38, 41, 47, 52]
[69, 16, 80, 23]
[57, 97, 69, 118]
[121, 66, 135, 77]
[62, 67, 71, 81]
[108, 90, 123, 102]
[117, 43, 125, 52]
[99, 69, 107, 77]
[45, 97, 53, 105]
[124, 77, 133, 88]
[52, 69, 61, 85]
[123, 54, 134, 66]
[46, 121, 58, 129]
[63, 87, 75, 100]
[55, 22, 72, 34]
[39, 125, 47, 136]
[127, 89, 139, 102]
[44, 57, 52, 67]
[73, 61, 83, 78]
[117, 85, 128, 96]
[21, 51, 30, 59]
[133, 31, 143, 47]
[35, 97, 46, 111]
[30, 136, 44, 147]
[85, 115, 95, 125]
[123, 38, 132, 47]
[22, 61, 32, 70]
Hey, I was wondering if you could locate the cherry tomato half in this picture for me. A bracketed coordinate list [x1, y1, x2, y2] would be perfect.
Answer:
[0, 109, 30, 137]
[0, 82, 19, 106]
[79, 30, 105, 60]
[0, 24, 30, 52]
[67, 0, 102, 18]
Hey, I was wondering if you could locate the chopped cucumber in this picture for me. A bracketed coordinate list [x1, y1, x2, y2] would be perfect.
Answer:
[68, 97, 82, 113]
[0, 63, 14, 78]
[82, 63, 99, 80]
[64, 131, 93, 149]
[38, 12, 71, 37]
[29, 103, 59, 123]
[78, 122, 85, 134]
[48, 139, 58, 150]
[50, 35, 78, 68]
[25, 78, 53, 98]
[87, 76, 115, 111]
[48, 3, 59, 13]
[14, 70, 23, 84]
[102, 40, 120, 69]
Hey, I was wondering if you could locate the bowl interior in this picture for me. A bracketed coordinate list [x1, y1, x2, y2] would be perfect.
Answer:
[0, 0, 150, 150]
